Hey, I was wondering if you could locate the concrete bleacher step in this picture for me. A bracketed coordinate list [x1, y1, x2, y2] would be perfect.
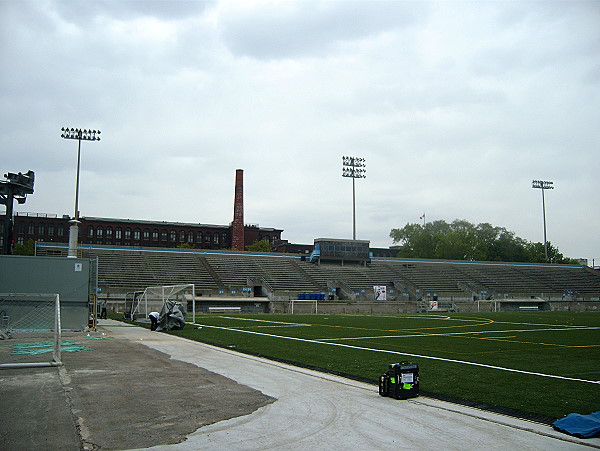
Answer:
[57, 246, 600, 301]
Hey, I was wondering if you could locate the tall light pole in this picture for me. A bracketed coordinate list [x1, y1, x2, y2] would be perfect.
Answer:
[532, 179, 554, 262]
[61, 127, 101, 258]
[342, 156, 366, 240]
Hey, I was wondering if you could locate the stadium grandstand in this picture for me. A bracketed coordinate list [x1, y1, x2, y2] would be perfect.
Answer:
[35, 241, 600, 315]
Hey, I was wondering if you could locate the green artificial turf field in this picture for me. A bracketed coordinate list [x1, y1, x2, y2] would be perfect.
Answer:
[145, 311, 600, 421]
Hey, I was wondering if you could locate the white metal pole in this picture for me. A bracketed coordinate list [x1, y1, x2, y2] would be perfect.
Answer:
[541, 187, 548, 261]
[192, 284, 196, 323]
[352, 176, 356, 240]
[68, 137, 82, 258]
[55, 294, 62, 364]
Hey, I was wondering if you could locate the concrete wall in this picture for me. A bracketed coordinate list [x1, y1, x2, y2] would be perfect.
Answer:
[271, 300, 600, 314]
[549, 301, 600, 311]
[0, 255, 91, 330]
[105, 298, 599, 316]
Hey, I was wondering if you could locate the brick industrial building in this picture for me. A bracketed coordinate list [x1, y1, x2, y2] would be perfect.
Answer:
[0, 212, 283, 253]
[0, 169, 284, 254]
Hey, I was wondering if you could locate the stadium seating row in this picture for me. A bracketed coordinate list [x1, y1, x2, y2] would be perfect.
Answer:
[36, 246, 600, 301]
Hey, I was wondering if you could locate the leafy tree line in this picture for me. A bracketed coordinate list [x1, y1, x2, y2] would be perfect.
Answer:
[389, 219, 578, 264]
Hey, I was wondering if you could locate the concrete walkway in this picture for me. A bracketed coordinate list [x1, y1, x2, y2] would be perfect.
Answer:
[99, 320, 598, 450]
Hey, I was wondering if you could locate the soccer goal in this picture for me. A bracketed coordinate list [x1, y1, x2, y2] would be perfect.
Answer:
[288, 299, 318, 314]
[131, 284, 195, 323]
[477, 299, 499, 312]
[0, 293, 62, 369]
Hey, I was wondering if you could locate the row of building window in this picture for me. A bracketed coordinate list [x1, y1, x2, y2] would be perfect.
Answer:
[0, 236, 31, 247]
[86, 226, 229, 244]
[3, 220, 277, 248]
[10, 222, 66, 236]
[6, 222, 238, 246]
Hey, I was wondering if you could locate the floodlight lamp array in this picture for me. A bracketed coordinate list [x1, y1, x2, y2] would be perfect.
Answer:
[0, 170, 35, 203]
[342, 156, 366, 167]
[3, 171, 35, 191]
[342, 167, 366, 178]
[60, 127, 101, 141]
[342, 156, 366, 178]
[532, 180, 554, 190]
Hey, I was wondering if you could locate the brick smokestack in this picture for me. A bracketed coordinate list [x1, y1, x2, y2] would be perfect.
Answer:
[232, 169, 245, 251]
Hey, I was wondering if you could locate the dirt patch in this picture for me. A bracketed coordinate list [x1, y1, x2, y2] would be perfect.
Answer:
[60, 333, 275, 450]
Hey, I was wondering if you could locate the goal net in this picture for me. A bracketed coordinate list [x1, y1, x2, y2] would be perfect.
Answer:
[0, 293, 62, 369]
[131, 284, 195, 323]
[477, 299, 499, 312]
[288, 299, 318, 314]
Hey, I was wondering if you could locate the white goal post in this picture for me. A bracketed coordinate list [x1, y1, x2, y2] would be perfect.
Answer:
[0, 293, 62, 369]
[131, 284, 195, 323]
[288, 299, 318, 314]
[477, 299, 499, 312]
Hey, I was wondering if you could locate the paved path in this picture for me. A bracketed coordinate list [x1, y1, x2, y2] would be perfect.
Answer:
[101, 321, 598, 450]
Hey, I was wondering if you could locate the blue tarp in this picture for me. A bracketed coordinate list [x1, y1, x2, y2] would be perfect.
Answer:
[552, 411, 600, 439]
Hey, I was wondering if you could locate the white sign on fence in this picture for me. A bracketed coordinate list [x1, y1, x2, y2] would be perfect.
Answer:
[374, 285, 387, 301]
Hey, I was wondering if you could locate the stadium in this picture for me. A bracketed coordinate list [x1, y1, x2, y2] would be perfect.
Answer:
[3, 1, 600, 447]
[2, 169, 600, 449]
[4, 169, 600, 317]
[32, 240, 600, 316]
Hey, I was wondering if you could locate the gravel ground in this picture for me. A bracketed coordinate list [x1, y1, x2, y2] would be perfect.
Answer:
[0, 326, 274, 450]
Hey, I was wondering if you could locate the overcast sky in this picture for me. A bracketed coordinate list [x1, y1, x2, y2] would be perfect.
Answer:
[1, 0, 599, 262]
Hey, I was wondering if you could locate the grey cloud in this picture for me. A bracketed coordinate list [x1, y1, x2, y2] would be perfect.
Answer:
[52, 0, 215, 23]
[472, 2, 600, 78]
[218, 1, 429, 60]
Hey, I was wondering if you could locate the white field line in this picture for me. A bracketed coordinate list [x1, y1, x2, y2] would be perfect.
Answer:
[490, 321, 591, 328]
[235, 325, 311, 329]
[319, 326, 600, 341]
[340, 314, 487, 322]
[340, 314, 594, 328]
[339, 314, 454, 320]
[190, 322, 600, 385]
[216, 316, 308, 326]
[218, 315, 591, 329]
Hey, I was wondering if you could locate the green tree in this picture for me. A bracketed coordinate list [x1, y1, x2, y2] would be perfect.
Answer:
[176, 242, 194, 249]
[390, 220, 575, 264]
[524, 241, 579, 264]
[246, 239, 272, 252]
[12, 239, 35, 256]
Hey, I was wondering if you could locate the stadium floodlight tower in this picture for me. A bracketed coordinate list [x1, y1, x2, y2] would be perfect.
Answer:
[0, 171, 35, 255]
[61, 127, 101, 258]
[532, 179, 554, 262]
[342, 156, 366, 240]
